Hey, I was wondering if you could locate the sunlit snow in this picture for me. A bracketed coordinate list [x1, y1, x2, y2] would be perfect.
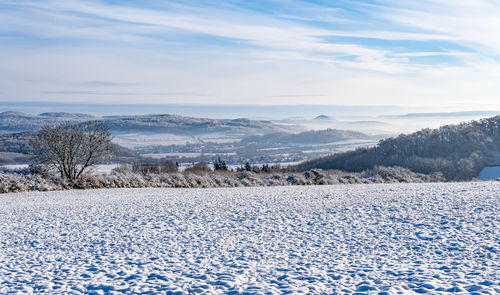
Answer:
[0, 183, 498, 294]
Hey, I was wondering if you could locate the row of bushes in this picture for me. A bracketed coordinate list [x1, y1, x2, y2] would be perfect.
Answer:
[0, 166, 445, 194]
[129, 160, 289, 175]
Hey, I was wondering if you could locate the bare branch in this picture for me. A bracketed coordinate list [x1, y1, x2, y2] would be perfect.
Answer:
[31, 122, 114, 181]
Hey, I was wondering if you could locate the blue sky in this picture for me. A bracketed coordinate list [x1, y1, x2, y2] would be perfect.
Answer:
[1, 0, 499, 109]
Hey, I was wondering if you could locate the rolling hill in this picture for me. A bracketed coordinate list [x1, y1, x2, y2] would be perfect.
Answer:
[0, 111, 287, 135]
[299, 116, 500, 180]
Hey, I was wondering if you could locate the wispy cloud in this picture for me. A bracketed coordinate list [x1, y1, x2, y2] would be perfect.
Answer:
[81, 81, 146, 87]
[44, 91, 206, 97]
[0, 0, 445, 72]
[268, 94, 327, 98]
[0, 0, 499, 108]
[369, 0, 500, 58]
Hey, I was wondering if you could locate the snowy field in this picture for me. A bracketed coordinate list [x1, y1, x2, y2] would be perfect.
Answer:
[0, 183, 499, 294]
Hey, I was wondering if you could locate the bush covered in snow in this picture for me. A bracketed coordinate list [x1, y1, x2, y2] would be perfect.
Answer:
[0, 165, 445, 194]
[0, 170, 60, 193]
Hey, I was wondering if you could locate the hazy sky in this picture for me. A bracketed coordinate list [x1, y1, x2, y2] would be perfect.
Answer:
[1, 0, 500, 109]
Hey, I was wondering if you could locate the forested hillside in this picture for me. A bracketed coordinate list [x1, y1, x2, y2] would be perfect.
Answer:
[299, 116, 500, 180]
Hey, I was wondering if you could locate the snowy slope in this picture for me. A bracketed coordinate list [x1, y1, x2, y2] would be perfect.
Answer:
[0, 183, 499, 294]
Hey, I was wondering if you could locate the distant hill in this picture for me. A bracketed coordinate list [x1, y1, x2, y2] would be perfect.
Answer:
[102, 114, 281, 134]
[240, 129, 371, 147]
[0, 111, 284, 135]
[383, 111, 500, 119]
[39, 112, 97, 119]
[0, 111, 97, 132]
[313, 115, 335, 121]
[0, 131, 139, 164]
[298, 116, 500, 180]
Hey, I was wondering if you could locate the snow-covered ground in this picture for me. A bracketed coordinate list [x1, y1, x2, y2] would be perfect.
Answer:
[0, 183, 498, 294]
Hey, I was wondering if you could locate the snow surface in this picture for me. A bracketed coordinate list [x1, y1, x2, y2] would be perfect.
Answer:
[0, 183, 499, 294]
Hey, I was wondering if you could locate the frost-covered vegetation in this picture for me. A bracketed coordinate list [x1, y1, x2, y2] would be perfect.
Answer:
[0, 130, 138, 164]
[31, 122, 114, 180]
[0, 183, 498, 293]
[300, 116, 500, 181]
[0, 165, 444, 194]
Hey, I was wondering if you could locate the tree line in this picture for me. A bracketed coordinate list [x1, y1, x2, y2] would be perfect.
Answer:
[298, 116, 500, 180]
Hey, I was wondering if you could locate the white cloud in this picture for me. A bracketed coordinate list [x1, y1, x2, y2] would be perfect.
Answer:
[371, 0, 500, 57]
[0, 0, 407, 71]
[0, 0, 499, 109]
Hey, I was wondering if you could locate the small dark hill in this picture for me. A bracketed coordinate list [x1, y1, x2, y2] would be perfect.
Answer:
[313, 115, 334, 121]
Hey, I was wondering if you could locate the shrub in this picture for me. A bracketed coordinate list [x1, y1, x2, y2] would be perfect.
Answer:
[213, 157, 228, 171]
[0, 165, 446, 194]
[184, 162, 211, 175]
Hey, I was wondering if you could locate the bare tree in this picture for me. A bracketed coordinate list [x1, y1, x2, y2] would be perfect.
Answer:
[31, 122, 114, 180]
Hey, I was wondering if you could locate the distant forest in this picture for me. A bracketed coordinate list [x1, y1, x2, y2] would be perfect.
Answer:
[299, 116, 500, 180]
